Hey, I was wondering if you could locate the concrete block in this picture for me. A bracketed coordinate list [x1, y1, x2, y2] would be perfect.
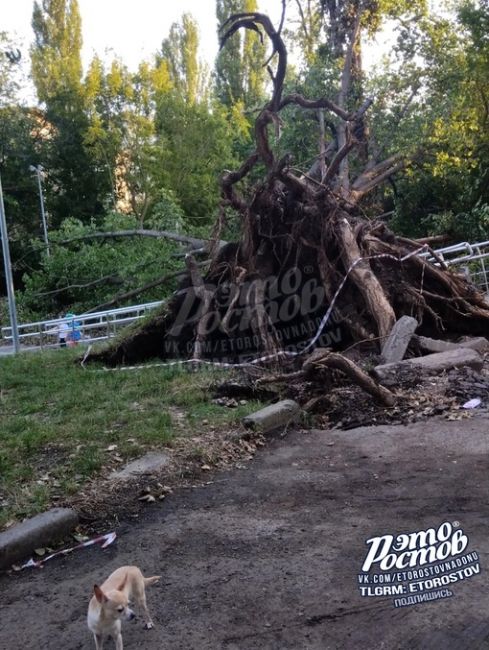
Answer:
[242, 400, 300, 433]
[373, 348, 483, 382]
[380, 316, 418, 364]
[0, 508, 78, 570]
[414, 335, 489, 355]
[109, 452, 171, 481]
[457, 336, 489, 354]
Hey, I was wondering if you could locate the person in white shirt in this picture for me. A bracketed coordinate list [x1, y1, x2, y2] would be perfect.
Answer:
[46, 314, 73, 348]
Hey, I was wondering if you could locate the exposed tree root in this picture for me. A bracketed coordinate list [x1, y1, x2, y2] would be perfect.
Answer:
[87, 10, 489, 375]
[302, 348, 395, 406]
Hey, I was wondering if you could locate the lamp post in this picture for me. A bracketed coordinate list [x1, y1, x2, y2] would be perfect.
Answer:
[0, 171, 20, 353]
[29, 164, 50, 257]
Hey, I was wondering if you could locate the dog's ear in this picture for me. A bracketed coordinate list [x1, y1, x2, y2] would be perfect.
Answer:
[117, 573, 128, 592]
[94, 584, 107, 603]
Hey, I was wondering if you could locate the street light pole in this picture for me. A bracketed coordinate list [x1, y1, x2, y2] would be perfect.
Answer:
[0, 171, 20, 353]
[30, 164, 50, 257]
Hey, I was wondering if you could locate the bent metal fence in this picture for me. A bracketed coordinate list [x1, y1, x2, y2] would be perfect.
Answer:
[1, 239, 488, 351]
[422, 239, 489, 293]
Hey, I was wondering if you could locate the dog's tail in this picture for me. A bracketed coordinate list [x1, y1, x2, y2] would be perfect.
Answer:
[144, 575, 161, 587]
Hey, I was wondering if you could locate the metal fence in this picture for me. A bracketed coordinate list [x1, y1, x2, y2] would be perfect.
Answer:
[421, 239, 489, 293]
[0, 300, 165, 350]
[1, 238, 488, 351]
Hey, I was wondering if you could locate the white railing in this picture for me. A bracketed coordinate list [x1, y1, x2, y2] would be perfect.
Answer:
[421, 239, 489, 293]
[0, 300, 165, 350]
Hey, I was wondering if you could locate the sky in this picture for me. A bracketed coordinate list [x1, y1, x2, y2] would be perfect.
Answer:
[2, 0, 405, 105]
[3, 0, 284, 72]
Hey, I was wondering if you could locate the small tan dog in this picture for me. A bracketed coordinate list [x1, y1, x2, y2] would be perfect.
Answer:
[87, 565, 160, 649]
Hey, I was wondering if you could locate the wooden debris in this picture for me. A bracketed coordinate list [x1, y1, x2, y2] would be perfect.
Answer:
[304, 348, 396, 406]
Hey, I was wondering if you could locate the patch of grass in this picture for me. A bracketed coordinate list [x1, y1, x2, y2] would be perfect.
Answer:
[0, 349, 261, 528]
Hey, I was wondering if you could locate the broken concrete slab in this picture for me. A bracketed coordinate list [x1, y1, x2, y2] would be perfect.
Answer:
[373, 348, 483, 382]
[380, 316, 418, 364]
[414, 335, 489, 355]
[457, 336, 489, 354]
[109, 452, 171, 481]
[0, 508, 78, 570]
[242, 399, 300, 433]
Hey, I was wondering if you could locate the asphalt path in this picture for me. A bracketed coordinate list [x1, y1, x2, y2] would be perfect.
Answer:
[1, 415, 488, 649]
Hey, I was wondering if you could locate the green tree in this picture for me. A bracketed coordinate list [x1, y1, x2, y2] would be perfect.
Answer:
[31, 0, 83, 102]
[159, 13, 209, 104]
[0, 32, 44, 282]
[377, 1, 489, 239]
[155, 93, 236, 224]
[84, 57, 170, 224]
[31, 0, 110, 225]
[215, 0, 266, 108]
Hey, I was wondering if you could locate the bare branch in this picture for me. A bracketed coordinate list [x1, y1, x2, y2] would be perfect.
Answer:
[350, 161, 406, 201]
[185, 253, 215, 360]
[322, 133, 355, 184]
[277, 0, 286, 36]
[303, 349, 396, 406]
[58, 229, 208, 249]
[221, 152, 260, 213]
[318, 109, 326, 178]
[36, 274, 124, 297]
[221, 12, 287, 111]
[280, 93, 351, 121]
[84, 265, 203, 314]
[352, 153, 405, 190]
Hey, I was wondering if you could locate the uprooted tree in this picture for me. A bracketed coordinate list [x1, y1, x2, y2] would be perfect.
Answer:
[90, 9, 489, 387]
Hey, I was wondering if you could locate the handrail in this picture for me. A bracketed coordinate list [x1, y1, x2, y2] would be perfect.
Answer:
[1, 300, 165, 347]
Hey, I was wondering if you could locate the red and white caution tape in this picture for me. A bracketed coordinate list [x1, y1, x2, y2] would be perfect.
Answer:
[20, 531, 116, 570]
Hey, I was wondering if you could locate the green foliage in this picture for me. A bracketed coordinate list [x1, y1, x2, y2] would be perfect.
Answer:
[0, 107, 42, 241]
[370, 0, 489, 235]
[283, 0, 325, 66]
[422, 203, 489, 242]
[155, 94, 237, 224]
[31, 0, 83, 102]
[17, 209, 185, 320]
[159, 13, 209, 104]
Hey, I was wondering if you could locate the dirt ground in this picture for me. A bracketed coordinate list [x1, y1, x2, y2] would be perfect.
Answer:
[1, 413, 488, 650]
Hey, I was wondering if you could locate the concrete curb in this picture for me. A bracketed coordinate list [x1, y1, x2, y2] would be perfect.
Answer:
[242, 399, 300, 433]
[108, 451, 171, 482]
[0, 508, 79, 570]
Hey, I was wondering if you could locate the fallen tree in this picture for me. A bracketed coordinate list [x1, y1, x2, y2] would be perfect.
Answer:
[89, 10, 489, 385]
